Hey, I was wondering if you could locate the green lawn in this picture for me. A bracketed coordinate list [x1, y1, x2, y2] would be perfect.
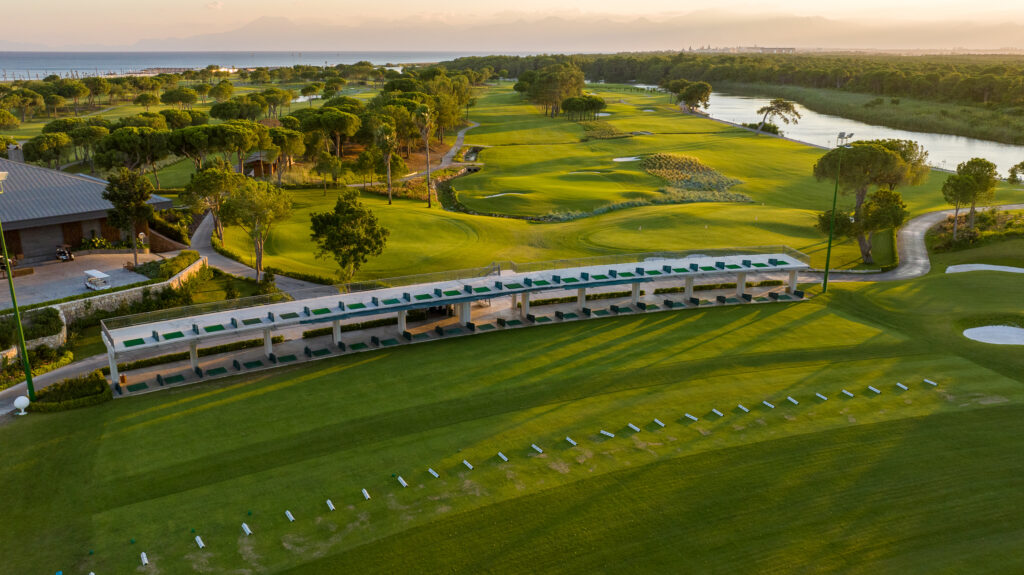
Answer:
[221, 85, 1024, 280]
[2, 243, 1022, 573]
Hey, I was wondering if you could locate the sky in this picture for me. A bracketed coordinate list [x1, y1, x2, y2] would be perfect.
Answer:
[3, 0, 1024, 50]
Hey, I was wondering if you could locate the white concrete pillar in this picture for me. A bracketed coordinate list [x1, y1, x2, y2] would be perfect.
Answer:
[685, 276, 694, 300]
[736, 272, 747, 297]
[459, 302, 471, 325]
[397, 310, 407, 332]
[189, 341, 199, 371]
[331, 320, 342, 345]
[521, 292, 531, 318]
[108, 349, 119, 385]
[788, 269, 798, 294]
[510, 293, 517, 312]
[631, 282, 640, 305]
[263, 328, 273, 357]
[577, 287, 586, 310]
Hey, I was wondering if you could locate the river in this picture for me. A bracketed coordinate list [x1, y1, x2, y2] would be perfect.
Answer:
[705, 92, 1024, 174]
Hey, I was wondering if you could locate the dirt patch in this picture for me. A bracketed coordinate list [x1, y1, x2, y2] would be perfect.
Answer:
[461, 479, 487, 497]
[184, 550, 215, 573]
[548, 460, 571, 474]
[238, 534, 263, 570]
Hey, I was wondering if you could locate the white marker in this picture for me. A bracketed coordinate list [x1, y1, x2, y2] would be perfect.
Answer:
[711, 409, 724, 417]
[362, 488, 371, 500]
[463, 459, 474, 470]
[141, 552, 149, 566]
[600, 430, 615, 437]
[285, 510, 295, 522]
[787, 396, 799, 405]
[924, 379, 938, 386]
[896, 382, 908, 391]
[628, 423, 641, 432]
[762, 401, 775, 409]
[684, 413, 699, 422]
[815, 393, 828, 401]
[566, 436, 577, 446]
[868, 386, 881, 394]
[738, 404, 750, 413]
[326, 499, 335, 511]
[498, 452, 508, 462]
[195, 535, 205, 549]
[428, 468, 439, 478]
[242, 522, 253, 536]
[397, 476, 408, 487]
[654, 418, 665, 427]
[532, 444, 544, 453]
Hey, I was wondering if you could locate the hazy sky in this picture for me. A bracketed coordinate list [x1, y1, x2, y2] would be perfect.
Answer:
[4, 0, 1024, 49]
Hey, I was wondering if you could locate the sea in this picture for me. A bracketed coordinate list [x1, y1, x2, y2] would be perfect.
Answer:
[0, 51, 515, 80]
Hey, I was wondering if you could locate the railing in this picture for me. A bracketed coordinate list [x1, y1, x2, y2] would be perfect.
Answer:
[100, 247, 806, 336]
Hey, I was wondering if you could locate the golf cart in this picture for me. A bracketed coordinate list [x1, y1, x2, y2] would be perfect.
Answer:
[84, 269, 110, 290]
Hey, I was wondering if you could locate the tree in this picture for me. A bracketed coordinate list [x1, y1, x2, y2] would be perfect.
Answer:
[755, 98, 801, 134]
[415, 104, 435, 207]
[676, 82, 712, 112]
[168, 124, 220, 170]
[71, 124, 109, 173]
[5, 88, 44, 122]
[319, 109, 361, 158]
[309, 189, 389, 280]
[269, 127, 305, 186]
[813, 142, 907, 263]
[83, 77, 110, 107]
[57, 80, 90, 115]
[955, 158, 998, 229]
[103, 168, 154, 267]
[193, 83, 212, 104]
[44, 94, 66, 118]
[134, 92, 159, 111]
[860, 188, 909, 237]
[314, 152, 342, 193]
[301, 82, 324, 106]
[221, 180, 292, 279]
[941, 173, 975, 241]
[374, 124, 398, 204]
[0, 110, 18, 130]
[182, 165, 245, 242]
[209, 80, 234, 102]
[1008, 161, 1024, 185]
[160, 87, 198, 110]
[23, 132, 72, 168]
[220, 120, 269, 173]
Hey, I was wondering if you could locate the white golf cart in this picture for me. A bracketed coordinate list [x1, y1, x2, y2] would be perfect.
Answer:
[84, 269, 111, 290]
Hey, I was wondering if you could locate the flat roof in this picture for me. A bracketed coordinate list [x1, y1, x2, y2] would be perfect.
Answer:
[103, 253, 808, 354]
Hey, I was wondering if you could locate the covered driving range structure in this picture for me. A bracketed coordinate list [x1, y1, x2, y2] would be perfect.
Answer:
[100, 248, 810, 386]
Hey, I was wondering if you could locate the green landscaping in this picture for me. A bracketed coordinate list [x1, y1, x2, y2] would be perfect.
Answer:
[1, 243, 1022, 573]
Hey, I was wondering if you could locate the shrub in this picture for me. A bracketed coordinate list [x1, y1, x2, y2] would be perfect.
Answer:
[134, 250, 200, 280]
[263, 266, 335, 285]
[0, 307, 64, 349]
[741, 121, 780, 135]
[864, 98, 885, 108]
[257, 271, 279, 295]
[149, 210, 192, 246]
[642, 153, 742, 192]
[28, 370, 111, 412]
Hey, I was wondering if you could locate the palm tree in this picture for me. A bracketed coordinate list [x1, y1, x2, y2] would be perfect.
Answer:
[374, 124, 397, 205]
[415, 105, 436, 208]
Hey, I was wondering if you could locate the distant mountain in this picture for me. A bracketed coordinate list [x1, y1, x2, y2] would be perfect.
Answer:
[40, 12, 1024, 52]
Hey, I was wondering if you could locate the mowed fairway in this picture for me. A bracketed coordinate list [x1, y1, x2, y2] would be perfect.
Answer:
[2, 259, 1022, 574]
[223, 85, 1024, 280]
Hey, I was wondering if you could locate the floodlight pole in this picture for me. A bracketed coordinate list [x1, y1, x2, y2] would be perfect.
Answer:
[822, 133, 852, 293]
[0, 173, 35, 400]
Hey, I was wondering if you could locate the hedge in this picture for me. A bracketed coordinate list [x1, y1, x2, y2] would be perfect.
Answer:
[516, 281, 784, 308]
[134, 250, 200, 280]
[0, 307, 65, 350]
[100, 336, 285, 375]
[28, 370, 112, 412]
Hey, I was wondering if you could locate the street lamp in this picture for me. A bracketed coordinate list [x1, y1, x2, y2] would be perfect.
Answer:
[822, 132, 854, 293]
[0, 171, 35, 400]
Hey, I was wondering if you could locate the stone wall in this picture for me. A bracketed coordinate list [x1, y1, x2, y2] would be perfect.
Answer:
[2, 307, 68, 356]
[56, 256, 208, 325]
[149, 229, 189, 253]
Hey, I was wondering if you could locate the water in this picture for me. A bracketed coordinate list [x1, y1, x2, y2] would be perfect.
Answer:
[0, 51, 500, 80]
[705, 92, 1024, 174]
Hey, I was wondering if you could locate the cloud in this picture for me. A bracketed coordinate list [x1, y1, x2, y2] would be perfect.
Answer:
[206, 1, 223, 10]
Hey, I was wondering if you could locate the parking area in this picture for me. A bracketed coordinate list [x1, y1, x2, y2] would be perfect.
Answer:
[0, 252, 162, 308]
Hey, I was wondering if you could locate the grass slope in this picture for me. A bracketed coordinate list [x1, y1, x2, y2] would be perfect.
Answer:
[1, 255, 1022, 573]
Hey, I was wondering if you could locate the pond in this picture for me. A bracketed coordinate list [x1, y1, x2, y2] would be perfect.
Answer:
[705, 92, 1024, 174]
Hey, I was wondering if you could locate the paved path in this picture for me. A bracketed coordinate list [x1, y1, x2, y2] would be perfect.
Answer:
[345, 121, 481, 189]
[0, 252, 161, 308]
[191, 213, 338, 299]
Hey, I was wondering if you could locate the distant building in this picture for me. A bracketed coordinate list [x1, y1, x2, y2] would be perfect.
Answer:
[0, 158, 171, 262]
[691, 46, 797, 54]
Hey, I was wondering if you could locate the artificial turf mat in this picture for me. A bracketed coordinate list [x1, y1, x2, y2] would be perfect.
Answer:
[204, 324, 226, 333]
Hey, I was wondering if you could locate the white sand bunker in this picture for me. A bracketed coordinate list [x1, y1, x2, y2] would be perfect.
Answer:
[946, 264, 1024, 274]
[568, 171, 603, 174]
[963, 326, 1024, 345]
[642, 109, 656, 112]
[484, 192, 524, 198]
[613, 157, 640, 162]
[595, 112, 611, 117]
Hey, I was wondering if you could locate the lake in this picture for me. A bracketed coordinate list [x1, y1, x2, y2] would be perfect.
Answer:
[706, 92, 1024, 174]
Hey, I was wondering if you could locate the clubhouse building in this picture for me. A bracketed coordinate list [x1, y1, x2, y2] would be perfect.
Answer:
[0, 157, 172, 262]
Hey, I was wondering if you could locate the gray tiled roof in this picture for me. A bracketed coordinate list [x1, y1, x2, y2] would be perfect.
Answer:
[0, 158, 172, 230]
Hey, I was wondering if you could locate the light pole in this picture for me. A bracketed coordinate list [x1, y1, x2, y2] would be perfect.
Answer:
[822, 132, 854, 293]
[0, 172, 35, 400]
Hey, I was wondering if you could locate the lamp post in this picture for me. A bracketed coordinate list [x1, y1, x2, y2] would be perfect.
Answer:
[822, 132, 854, 293]
[0, 171, 35, 400]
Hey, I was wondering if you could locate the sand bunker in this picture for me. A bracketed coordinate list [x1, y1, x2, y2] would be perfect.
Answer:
[595, 112, 611, 117]
[963, 326, 1024, 345]
[483, 192, 524, 199]
[946, 264, 1024, 274]
[642, 109, 656, 112]
[568, 171, 603, 174]
[612, 157, 640, 162]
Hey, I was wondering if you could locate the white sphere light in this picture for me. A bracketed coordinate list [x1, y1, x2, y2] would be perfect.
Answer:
[13, 395, 30, 415]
